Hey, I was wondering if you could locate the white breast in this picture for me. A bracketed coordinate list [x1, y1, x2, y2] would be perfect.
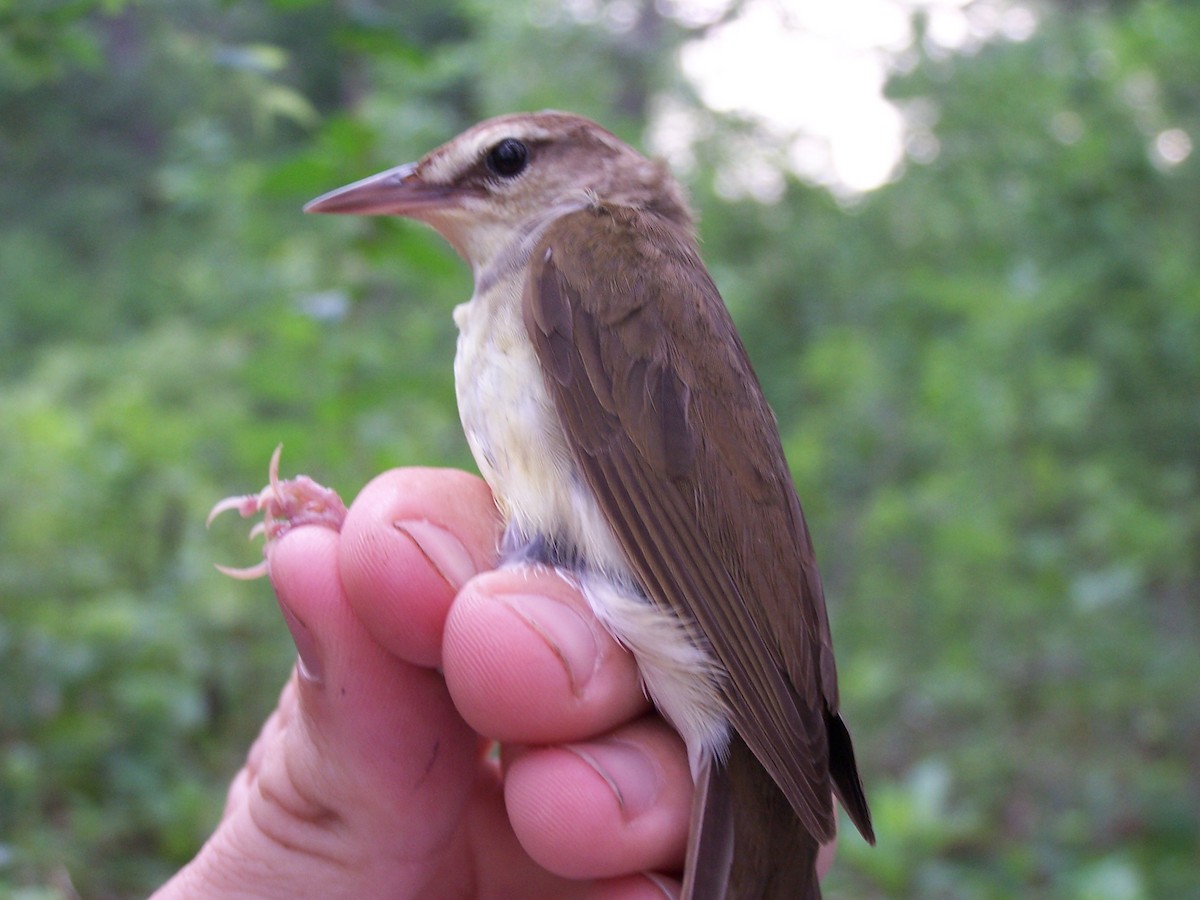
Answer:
[452, 266, 730, 774]
[452, 277, 606, 555]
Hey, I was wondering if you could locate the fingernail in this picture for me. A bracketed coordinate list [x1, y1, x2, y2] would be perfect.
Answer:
[395, 519, 478, 589]
[565, 738, 663, 821]
[500, 593, 600, 695]
[277, 598, 323, 683]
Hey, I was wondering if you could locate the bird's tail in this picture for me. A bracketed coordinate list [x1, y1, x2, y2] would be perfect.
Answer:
[681, 733, 822, 900]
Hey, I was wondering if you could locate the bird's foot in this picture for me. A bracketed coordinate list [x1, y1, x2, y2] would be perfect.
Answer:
[207, 444, 347, 579]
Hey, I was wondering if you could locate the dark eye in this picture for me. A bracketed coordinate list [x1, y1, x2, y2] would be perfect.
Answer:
[486, 138, 529, 178]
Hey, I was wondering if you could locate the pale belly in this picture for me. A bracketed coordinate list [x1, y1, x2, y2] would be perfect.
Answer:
[452, 292, 730, 769]
[452, 298, 612, 562]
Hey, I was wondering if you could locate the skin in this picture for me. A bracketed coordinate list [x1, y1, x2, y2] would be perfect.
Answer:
[157, 468, 834, 897]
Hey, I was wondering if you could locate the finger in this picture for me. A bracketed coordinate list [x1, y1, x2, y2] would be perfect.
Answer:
[502, 716, 691, 881]
[222, 680, 294, 821]
[338, 467, 501, 668]
[817, 819, 837, 879]
[443, 565, 650, 745]
[266, 525, 480, 849]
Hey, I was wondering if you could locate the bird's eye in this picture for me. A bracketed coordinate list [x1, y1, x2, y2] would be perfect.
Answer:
[486, 138, 529, 178]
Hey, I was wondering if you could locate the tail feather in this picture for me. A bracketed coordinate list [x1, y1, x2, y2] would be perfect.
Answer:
[681, 752, 735, 899]
[682, 734, 822, 899]
[826, 711, 875, 845]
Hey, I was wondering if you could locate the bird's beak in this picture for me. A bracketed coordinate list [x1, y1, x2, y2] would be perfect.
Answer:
[304, 162, 455, 216]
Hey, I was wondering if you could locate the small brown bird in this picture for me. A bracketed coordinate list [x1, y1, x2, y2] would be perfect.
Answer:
[305, 111, 873, 898]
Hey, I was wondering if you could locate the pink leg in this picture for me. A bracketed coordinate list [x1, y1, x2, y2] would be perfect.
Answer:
[207, 445, 348, 579]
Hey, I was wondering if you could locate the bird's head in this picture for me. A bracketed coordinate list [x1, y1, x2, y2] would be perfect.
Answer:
[305, 111, 693, 270]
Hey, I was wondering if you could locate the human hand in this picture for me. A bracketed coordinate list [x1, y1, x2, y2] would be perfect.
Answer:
[156, 467, 835, 898]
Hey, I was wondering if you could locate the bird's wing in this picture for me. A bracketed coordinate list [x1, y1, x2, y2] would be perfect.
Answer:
[523, 205, 840, 841]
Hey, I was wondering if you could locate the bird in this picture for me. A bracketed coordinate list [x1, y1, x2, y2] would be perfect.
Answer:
[303, 110, 873, 898]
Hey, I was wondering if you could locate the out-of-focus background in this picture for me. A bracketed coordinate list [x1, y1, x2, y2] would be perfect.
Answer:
[1, 0, 1196, 896]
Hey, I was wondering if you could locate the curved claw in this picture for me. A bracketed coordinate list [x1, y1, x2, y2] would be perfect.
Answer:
[206, 492, 264, 528]
[208, 445, 348, 579]
[214, 561, 272, 580]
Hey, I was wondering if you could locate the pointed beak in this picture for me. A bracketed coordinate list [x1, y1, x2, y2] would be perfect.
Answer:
[304, 162, 458, 217]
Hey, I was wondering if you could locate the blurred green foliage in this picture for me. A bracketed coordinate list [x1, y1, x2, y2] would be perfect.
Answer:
[1, 0, 1196, 896]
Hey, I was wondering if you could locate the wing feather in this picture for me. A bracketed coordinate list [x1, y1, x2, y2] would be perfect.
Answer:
[524, 205, 867, 843]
